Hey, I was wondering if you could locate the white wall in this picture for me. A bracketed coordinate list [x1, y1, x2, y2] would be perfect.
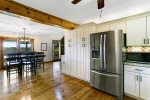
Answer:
[40, 33, 64, 61]
[0, 30, 66, 62]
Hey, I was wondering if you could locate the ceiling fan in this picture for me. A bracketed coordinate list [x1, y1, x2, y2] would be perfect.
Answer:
[71, 0, 104, 9]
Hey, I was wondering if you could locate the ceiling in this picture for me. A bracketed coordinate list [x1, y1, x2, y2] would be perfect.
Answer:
[14, 0, 150, 24]
[0, 12, 64, 35]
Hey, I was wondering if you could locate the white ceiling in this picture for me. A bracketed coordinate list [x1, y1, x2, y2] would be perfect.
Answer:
[0, 12, 64, 35]
[14, 0, 150, 24]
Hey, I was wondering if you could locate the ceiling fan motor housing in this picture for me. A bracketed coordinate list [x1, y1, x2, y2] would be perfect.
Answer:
[98, 0, 104, 9]
[72, 0, 82, 4]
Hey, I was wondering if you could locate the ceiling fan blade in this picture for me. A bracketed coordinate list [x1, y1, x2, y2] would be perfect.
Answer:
[72, 0, 82, 4]
[97, 0, 104, 9]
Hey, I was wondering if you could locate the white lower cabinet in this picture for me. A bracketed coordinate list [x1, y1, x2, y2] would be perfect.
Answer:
[124, 64, 150, 100]
[124, 71, 139, 97]
[140, 74, 150, 100]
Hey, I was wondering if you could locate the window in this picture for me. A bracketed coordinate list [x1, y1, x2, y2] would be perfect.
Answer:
[3, 40, 17, 65]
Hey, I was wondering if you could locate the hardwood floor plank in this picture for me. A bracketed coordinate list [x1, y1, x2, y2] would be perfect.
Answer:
[0, 62, 136, 100]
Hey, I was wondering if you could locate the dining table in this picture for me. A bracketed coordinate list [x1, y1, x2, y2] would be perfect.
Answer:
[5, 53, 46, 77]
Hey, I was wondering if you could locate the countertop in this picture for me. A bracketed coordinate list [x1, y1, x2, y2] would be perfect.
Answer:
[124, 61, 150, 68]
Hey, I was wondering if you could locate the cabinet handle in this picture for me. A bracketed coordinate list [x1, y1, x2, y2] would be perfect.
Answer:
[147, 39, 149, 44]
[84, 38, 85, 41]
[82, 38, 84, 41]
[135, 69, 143, 71]
[82, 37, 86, 41]
[136, 75, 139, 81]
[82, 44, 84, 47]
[140, 76, 142, 82]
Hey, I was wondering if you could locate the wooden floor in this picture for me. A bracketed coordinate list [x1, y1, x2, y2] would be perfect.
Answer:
[0, 62, 135, 100]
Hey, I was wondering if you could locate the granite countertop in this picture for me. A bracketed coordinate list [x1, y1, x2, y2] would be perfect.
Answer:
[124, 61, 150, 68]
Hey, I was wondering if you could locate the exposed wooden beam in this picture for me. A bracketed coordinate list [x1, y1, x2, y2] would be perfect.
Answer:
[0, 0, 78, 30]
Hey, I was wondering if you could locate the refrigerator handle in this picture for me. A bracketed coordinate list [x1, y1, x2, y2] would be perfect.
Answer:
[100, 35, 103, 68]
[91, 70, 119, 77]
[104, 34, 106, 69]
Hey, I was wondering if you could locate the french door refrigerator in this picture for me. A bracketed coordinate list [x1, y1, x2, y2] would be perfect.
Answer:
[90, 30, 123, 100]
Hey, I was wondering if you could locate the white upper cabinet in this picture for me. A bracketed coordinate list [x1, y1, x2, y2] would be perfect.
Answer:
[127, 17, 146, 46]
[84, 25, 96, 42]
[76, 25, 96, 43]
[110, 21, 126, 33]
[97, 24, 110, 32]
[76, 27, 84, 43]
[146, 16, 150, 45]
[68, 30, 76, 43]
[140, 74, 150, 100]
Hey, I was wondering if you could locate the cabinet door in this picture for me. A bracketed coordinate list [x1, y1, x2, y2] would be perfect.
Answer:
[71, 44, 77, 77]
[66, 44, 72, 75]
[110, 21, 126, 33]
[140, 74, 150, 100]
[84, 26, 96, 42]
[64, 31, 71, 74]
[76, 28, 84, 43]
[147, 16, 150, 45]
[76, 43, 84, 78]
[127, 17, 146, 46]
[61, 56, 65, 73]
[82, 42, 90, 81]
[97, 24, 110, 32]
[124, 71, 139, 97]
[69, 30, 76, 43]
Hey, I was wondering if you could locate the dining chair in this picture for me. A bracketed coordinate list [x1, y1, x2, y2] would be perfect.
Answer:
[35, 52, 45, 71]
[6, 53, 22, 78]
[22, 52, 36, 75]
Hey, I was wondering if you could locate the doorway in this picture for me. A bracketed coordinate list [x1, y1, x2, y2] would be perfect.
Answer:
[52, 40, 60, 61]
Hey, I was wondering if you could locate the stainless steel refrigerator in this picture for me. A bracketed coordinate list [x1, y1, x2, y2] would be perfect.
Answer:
[90, 30, 123, 99]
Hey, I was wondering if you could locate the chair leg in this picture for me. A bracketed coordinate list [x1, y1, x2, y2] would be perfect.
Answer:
[33, 63, 36, 75]
[42, 62, 44, 71]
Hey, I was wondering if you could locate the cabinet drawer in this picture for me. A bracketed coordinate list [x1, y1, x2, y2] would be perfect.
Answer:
[124, 64, 150, 75]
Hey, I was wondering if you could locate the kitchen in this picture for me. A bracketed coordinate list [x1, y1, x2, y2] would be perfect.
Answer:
[0, 0, 150, 100]
[61, 12, 150, 100]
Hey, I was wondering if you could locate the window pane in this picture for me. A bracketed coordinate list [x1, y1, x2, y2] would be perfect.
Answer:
[3, 40, 17, 56]
[19, 43, 32, 53]
[3, 40, 17, 66]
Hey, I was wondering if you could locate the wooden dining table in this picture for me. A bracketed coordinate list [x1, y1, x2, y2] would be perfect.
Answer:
[5, 54, 46, 77]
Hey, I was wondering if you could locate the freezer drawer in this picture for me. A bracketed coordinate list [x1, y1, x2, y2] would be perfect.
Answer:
[90, 70, 122, 97]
